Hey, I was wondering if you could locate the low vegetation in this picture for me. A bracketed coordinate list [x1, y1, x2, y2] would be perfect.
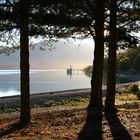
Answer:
[0, 108, 19, 113]
[44, 97, 89, 108]
[117, 84, 140, 100]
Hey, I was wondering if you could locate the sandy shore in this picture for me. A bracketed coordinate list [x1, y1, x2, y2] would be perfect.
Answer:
[0, 81, 139, 109]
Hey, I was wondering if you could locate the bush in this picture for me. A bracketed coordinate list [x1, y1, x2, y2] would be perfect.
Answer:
[136, 91, 140, 100]
[44, 100, 55, 107]
[129, 84, 139, 93]
[128, 84, 140, 100]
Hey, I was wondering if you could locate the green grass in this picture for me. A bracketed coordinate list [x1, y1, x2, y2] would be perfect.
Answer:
[0, 108, 19, 113]
[116, 94, 138, 101]
[44, 97, 89, 107]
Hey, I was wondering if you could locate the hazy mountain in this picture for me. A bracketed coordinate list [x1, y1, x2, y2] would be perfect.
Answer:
[0, 40, 94, 69]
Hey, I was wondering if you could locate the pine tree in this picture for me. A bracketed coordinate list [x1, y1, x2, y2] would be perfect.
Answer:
[19, 0, 31, 125]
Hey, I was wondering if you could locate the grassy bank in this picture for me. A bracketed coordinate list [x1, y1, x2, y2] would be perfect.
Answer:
[0, 82, 140, 114]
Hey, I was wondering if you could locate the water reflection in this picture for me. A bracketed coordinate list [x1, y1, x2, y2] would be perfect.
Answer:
[67, 68, 85, 80]
[0, 70, 20, 75]
[84, 71, 135, 85]
[0, 70, 90, 97]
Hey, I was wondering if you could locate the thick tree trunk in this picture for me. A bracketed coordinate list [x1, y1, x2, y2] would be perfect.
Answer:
[88, 0, 105, 111]
[20, 0, 30, 125]
[105, 0, 117, 111]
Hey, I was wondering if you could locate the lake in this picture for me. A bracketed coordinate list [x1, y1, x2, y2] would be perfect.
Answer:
[0, 69, 91, 97]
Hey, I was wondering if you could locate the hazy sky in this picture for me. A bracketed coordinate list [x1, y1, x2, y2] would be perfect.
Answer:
[0, 38, 95, 69]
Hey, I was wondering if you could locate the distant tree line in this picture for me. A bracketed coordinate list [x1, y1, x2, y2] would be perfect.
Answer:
[85, 47, 140, 76]
[103, 47, 140, 73]
[117, 48, 140, 72]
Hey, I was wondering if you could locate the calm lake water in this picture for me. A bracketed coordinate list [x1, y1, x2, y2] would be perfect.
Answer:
[0, 70, 91, 97]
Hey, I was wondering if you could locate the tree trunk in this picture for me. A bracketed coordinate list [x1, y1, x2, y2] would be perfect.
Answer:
[88, 0, 105, 111]
[105, 0, 117, 111]
[20, 0, 30, 125]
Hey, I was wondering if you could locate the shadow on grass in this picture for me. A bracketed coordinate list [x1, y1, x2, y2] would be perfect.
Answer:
[0, 122, 24, 138]
[78, 109, 103, 140]
[105, 110, 132, 140]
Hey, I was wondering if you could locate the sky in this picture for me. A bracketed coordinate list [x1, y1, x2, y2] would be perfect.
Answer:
[0, 32, 139, 70]
[0, 38, 94, 69]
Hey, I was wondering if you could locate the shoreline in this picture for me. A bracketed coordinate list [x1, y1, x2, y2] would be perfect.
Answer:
[0, 88, 91, 109]
[0, 88, 91, 99]
[0, 81, 139, 109]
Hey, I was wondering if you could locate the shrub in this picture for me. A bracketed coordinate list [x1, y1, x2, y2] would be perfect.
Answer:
[129, 84, 139, 93]
[136, 91, 140, 100]
[44, 100, 55, 107]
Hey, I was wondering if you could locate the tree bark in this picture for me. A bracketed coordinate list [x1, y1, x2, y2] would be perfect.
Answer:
[20, 0, 30, 125]
[88, 0, 105, 111]
[105, 0, 117, 111]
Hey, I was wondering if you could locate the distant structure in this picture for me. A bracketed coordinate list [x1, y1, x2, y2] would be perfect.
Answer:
[67, 65, 72, 75]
